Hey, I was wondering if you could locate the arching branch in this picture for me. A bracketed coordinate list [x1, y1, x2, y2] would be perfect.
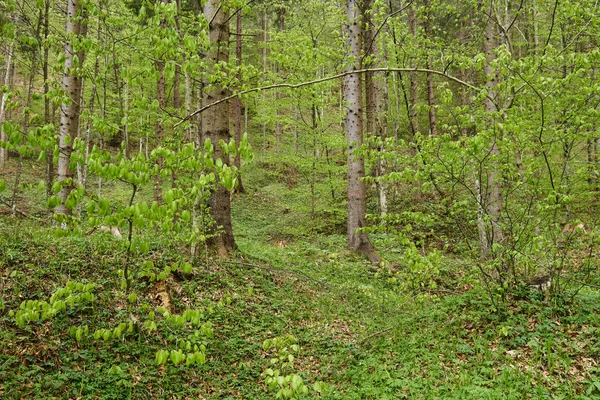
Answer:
[174, 67, 481, 127]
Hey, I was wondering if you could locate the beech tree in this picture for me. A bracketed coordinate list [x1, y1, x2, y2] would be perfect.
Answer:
[344, 0, 378, 262]
[56, 0, 88, 216]
[202, 0, 236, 256]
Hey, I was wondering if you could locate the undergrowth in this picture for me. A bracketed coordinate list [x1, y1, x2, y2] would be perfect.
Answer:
[0, 159, 599, 399]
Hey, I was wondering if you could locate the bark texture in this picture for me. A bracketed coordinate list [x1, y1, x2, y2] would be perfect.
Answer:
[345, 0, 378, 262]
[203, 0, 236, 256]
[233, 9, 245, 193]
[153, 0, 169, 203]
[423, 0, 437, 136]
[0, 42, 13, 169]
[56, 0, 87, 216]
[478, 1, 504, 258]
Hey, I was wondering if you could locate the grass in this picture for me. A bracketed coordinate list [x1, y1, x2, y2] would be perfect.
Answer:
[0, 157, 599, 399]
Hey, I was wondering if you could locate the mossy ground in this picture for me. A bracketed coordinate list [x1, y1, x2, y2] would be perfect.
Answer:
[1, 158, 599, 399]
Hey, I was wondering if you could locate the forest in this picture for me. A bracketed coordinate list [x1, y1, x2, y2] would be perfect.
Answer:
[0, 0, 599, 398]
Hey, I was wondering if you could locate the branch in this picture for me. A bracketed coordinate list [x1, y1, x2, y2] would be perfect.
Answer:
[361, 0, 414, 63]
[174, 67, 481, 127]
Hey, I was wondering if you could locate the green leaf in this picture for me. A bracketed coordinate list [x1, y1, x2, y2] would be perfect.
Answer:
[155, 349, 169, 365]
[170, 349, 185, 365]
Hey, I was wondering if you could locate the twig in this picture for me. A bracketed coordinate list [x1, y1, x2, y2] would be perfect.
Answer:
[0, 195, 32, 218]
[361, 1, 414, 63]
[360, 327, 394, 344]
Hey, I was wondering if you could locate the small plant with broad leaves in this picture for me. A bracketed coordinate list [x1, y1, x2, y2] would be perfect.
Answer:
[11, 281, 95, 328]
[262, 334, 332, 399]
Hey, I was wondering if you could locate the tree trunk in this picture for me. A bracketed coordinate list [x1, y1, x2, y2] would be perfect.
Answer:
[78, 10, 103, 188]
[274, 7, 285, 151]
[363, 0, 387, 216]
[407, 3, 419, 145]
[13, 8, 44, 216]
[345, 0, 378, 262]
[56, 0, 88, 216]
[173, 0, 182, 110]
[363, 0, 379, 141]
[0, 42, 14, 169]
[43, 0, 53, 199]
[233, 9, 245, 193]
[154, 0, 168, 203]
[261, 11, 268, 152]
[477, 1, 504, 258]
[203, 0, 236, 256]
[423, 0, 437, 136]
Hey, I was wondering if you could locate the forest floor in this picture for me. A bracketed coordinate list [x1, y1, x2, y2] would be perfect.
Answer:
[1, 157, 599, 399]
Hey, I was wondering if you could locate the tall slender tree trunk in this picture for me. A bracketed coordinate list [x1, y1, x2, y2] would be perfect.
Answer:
[185, 70, 194, 142]
[203, 0, 236, 256]
[56, 0, 88, 216]
[233, 9, 246, 193]
[78, 7, 103, 188]
[12, 8, 44, 215]
[458, 20, 469, 138]
[363, 0, 379, 141]
[43, 0, 53, 198]
[345, 0, 378, 262]
[407, 3, 419, 152]
[154, 0, 168, 203]
[261, 11, 268, 152]
[0, 42, 14, 169]
[423, 0, 437, 136]
[274, 7, 285, 151]
[173, 0, 182, 110]
[363, 0, 387, 216]
[379, 65, 390, 216]
[477, 1, 504, 258]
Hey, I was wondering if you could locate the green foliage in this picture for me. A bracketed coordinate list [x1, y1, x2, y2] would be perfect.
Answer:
[262, 335, 332, 399]
[12, 281, 95, 328]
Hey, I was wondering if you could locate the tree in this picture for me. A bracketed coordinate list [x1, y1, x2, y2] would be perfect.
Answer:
[56, 0, 88, 216]
[202, 0, 236, 256]
[476, 0, 504, 259]
[233, 8, 246, 194]
[344, 0, 378, 262]
[0, 37, 13, 169]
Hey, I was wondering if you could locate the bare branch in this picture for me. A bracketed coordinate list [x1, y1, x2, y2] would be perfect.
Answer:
[174, 67, 481, 127]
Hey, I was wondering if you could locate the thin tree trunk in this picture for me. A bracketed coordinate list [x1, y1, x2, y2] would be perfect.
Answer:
[113, 58, 125, 147]
[0, 42, 14, 169]
[532, 6, 539, 57]
[123, 79, 129, 157]
[203, 0, 236, 256]
[274, 7, 285, 151]
[56, 0, 88, 216]
[477, 1, 504, 258]
[364, 0, 387, 216]
[196, 80, 204, 146]
[173, 0, 182, 109]
[261, 11, 268, 152]
[423, 0, 437, 136]
[458, 20, 469, 138]
[154, 0, 168, 203]
[364, 0, 379, 140]
[13, 8, 44, 215]
[43, 0, 53, 199]
[407, 3, 419, 145]
[233, 9, 245, 193]
[379, 66, 390, 216]
[98, 53, 109, 198]
[185, 70, 194, 142]
[345, 0, 378, 262]
[78, 17, 102, 188]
